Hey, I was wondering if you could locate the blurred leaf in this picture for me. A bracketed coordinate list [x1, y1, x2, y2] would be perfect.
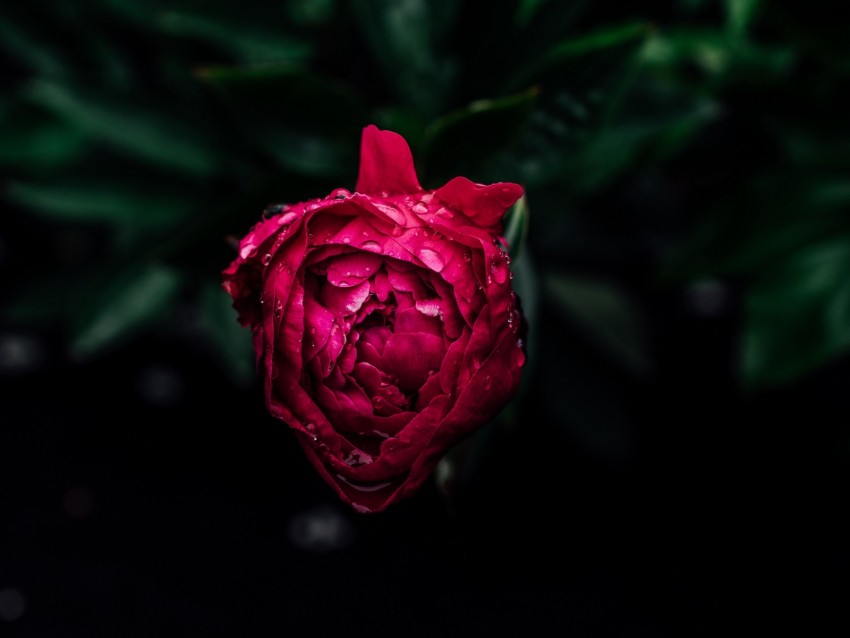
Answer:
[350, 0, 456, 118]
[198, 283, 255, 386]
[0, 103, 89, 171]
[6, 181, 193, 226]
[26, 81, 220, 178]
[505, 21, 651, 94]
[726, 0, 761, 39]
[515, 0, 548, 27]
[157, 11, 312, 64]
[0, 17, 66, 77]
[197, 64, 364, 177]
[511, 248, 539, 380]
[640, 29, 794, 89]
[545, 274, 651, 376]
[503, 195, 530, 260]
[666, 174, 850, 278]
[522, 102, 716, 193]
[423, 89, 538, 181]
[71, 264, 183, 359]
[743, 236, 850, 387]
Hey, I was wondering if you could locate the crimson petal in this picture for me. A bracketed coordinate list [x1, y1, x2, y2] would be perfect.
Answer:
[434, 176, 522, 229]
[355, 125, 422, 196]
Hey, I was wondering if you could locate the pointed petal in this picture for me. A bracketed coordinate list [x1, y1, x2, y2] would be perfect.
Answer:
[355, 125, 422, 195]
[434, 177, 523, 229]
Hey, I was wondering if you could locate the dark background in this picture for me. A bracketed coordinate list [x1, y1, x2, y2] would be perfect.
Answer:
[2, 1, 849, 635]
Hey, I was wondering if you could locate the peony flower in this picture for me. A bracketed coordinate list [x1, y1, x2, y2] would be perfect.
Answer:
[223, 125, 526, 512]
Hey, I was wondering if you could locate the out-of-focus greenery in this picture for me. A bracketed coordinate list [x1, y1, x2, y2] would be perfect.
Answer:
[1, 0, 848, 397]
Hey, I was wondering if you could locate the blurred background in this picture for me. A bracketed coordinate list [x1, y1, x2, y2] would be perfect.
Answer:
[2, 0, 849, 635]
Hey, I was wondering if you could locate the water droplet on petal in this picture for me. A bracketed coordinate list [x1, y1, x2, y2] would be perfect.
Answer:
[462, 251, 471, 262]
[515, 347, 526, 368]
[240, 244, 256, 260]
[490, 258, 508, 285]
[435, 206, 454, 219]
[483, 375, 492, 390]
[310, 327, 317, 334]
[274, 300, 283, 319]
[373, 202, 406, 225]
[263, 253, 272, 265]
[342, 237, 351, 244]
[417, 248, 445, 272]
[412, 201, 428, 214]
[278, 211, 298, 225]
[330, 188, 351, 200]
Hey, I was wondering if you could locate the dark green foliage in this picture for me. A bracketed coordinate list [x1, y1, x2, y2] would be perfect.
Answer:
[2, 0, 848, 397]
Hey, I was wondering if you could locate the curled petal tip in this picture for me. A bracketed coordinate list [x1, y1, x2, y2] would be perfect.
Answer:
[435, 177, 523, 228]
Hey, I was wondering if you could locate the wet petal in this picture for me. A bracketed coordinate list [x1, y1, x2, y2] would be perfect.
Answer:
[434, 177, 522, 229]
[382, 333, 446, 392]
[371, 269, 392, 301]
[355, 125, 422, 195]
[303, 297, 336, 360]
[319, 279, 371, 316]
[327, 252, 383, 282]
[395, 306, 443, 336]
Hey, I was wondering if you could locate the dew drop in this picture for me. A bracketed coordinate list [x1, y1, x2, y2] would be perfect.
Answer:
[278, 211, 298, 225]
[483, 375, 492, 390]
[274, 300, 283, 319]
[412, 201, 429, 214]
[262, 253, 272, 266]
[417, 248, 445, 272]
[373, 202, 406, 225]
[240, 244, 256, 260]
[342, 237, 351, 244]
[515, 347, 526, 368]
[462, 251, 471, 262]
[310, 327, 317, 334]
[490, 258, 508, 285]
[330, 188, 351, 200]
[435, 206, 454, 219]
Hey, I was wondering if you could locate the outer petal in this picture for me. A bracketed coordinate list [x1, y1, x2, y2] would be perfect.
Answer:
[355, 125, 422, 195]
[434, 176, 523, 229]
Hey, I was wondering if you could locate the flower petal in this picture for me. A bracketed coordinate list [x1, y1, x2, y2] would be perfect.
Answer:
[382, 333, 446, 393]
[434, 176, 522, 229]
[355, 125, 422, 195]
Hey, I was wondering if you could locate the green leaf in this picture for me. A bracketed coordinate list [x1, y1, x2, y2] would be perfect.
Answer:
[349, 0, 457, 118]
[198, 283, 255, 386]
[0, 103, 89, 171]
[0, 17, 66, 77]
[423, 89, 538, 181]
[6, 181, 193, 226]
[71, 264, 183, 359]
[511, 248, 539, 381]
[725, 0, 762, 39]
[545, 274, 651, 376]
[197, 64, 364, 177]
[505, 21, 652, 94]
[26, 81, 220, 178]
[157, 11, 312, 64]
[666, 174, 850, 279]
[503, 195, 530, 260]
[742, 236, 850, 387]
